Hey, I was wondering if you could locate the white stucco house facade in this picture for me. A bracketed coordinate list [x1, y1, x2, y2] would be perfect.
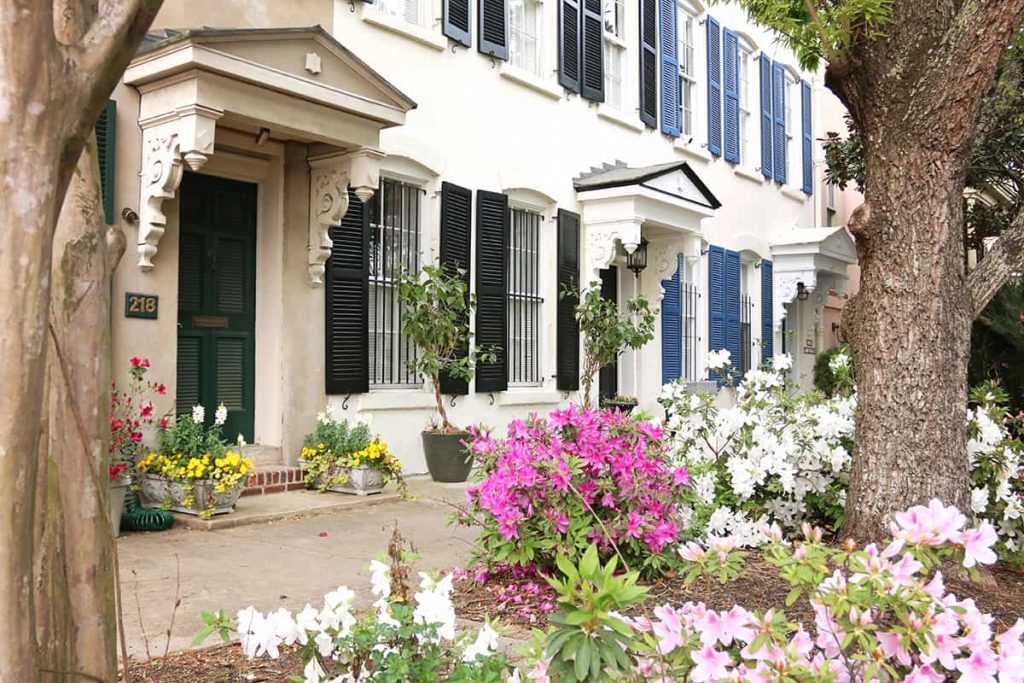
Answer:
[104, 0, 858, 476]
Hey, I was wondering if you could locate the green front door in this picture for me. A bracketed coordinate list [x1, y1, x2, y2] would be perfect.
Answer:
[176, 173, 257, 443]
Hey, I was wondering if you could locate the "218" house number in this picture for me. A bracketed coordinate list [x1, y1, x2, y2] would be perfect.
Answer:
[124, 292, 158, 319]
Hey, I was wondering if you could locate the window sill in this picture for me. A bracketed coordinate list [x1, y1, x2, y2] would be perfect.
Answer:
[351, 388, 434, 412]
[673, 138, 712, 163]
[780, 185, 809, 203]
[598, 105, 645, 132]
[498, 65, 563, 100]
[497, 389, 564, 406]
[732, 165, 765, 185]
[361, 8, 447, 51]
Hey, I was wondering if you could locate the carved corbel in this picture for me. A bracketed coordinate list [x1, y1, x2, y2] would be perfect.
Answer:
[345, 147, 385, 203]
[137, 105, 221, 270]
[308, 157, 350, 287]
[647, 240, 685, 306]
[582, 219, 642, 285]
[773, 271, 817, 330]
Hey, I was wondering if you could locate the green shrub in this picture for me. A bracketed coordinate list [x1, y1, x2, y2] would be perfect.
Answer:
[813, 344, 854, 396]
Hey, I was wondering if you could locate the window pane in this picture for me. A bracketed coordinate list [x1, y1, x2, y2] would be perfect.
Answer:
[510, 0, 541, 75]
[508, 207, 543, 385]
[604, 41, 623, 109]
[369, 179, 421, 387]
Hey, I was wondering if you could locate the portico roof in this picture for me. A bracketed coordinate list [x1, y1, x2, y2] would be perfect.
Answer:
[769, 226, 858, 324]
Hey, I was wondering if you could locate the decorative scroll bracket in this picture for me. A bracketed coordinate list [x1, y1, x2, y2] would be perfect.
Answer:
[774, 271, 817, 331]
[583, 218, 642, 286]
[137, 104, 222, 270]
[307, 147, 385, 287]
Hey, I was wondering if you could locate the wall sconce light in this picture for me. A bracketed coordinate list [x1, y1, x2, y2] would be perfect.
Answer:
[255, 127, 271, 146]
[627, 238, 648, 278]
[796, 282, 810, 301]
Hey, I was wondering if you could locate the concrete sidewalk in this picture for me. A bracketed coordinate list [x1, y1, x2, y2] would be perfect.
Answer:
[116, 478, 477, 659]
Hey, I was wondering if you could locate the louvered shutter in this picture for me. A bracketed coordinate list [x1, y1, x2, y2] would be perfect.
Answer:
[801, 79, 813, 195]
[724, 249, 741, 382]
[556, 209, 580, 391]
[95, 99, 116, 225]
[444, 0, 472, 46]
[475, 191, 509, 393]
[558, 0, 581, 92]
[440, 182, 473, 395]
[759, 55, 774, 179]
[661, 254, 682, 385]
[580, 0, 603, 101]
[325, 188, 369, 394]
[772, 61, 787, 184]
[478, 0, 508, 58]
[761, 259, 773, 362]
[707, 245, 725, 383]
[707, 16, 722, 156]
[722, 29, 740, 163]
[639, 0, 658, 128]
[658, 0, 679, 136]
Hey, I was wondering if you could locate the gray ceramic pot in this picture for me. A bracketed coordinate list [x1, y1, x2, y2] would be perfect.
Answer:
[421, 431, 472, 483]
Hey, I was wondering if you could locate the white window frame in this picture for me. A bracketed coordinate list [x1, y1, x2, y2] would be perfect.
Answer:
[785, 70, 800, 186]
[602, 0, 626, 110]
[510, 0, 543, 76]
[375, 0, 426, 27]
[737, 38, 755, 167]
[678, 5, 697, 137]
[507, 202, 546, 387]
[680, 256, 701, 381]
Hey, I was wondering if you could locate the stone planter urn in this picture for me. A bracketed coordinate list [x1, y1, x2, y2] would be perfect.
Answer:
[108, 476, 130, 538]
[300, 461, 387, 496]
[601, 400, 638, 414]
[138, 472, 248, 516]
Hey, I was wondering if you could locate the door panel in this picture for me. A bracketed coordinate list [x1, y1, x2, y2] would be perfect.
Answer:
[598, 266, 619, 402]
[177, 172, 257, 443]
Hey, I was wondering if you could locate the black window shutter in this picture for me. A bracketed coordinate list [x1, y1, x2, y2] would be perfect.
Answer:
[325, 188, 369, 394]
[478, 0, 508, 59]
[558, 0, 581, 92]
[439, 181, 473, 396]
[579, 0, 604, 102]
[444, 0, 472, 47]
[556, 209, 580, 391]
[95, 99, 116, 225]
[474, 191, 509, 393]
[639, 0, 657, 128]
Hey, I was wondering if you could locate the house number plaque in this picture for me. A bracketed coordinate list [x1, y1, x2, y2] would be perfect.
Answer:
[124, 292, 159, 319]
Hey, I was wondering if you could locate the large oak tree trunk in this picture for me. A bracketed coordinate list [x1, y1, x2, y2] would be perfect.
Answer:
[829, 0, 1024, 538]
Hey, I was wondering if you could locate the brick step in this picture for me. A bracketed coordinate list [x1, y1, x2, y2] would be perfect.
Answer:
[243, 465, 305, 497]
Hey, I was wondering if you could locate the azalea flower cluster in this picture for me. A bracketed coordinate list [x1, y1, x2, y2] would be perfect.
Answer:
[204, 557, 509, 682]
[967, 382, 1024, 559]
[660, 352, 854, 545]
[518, 501, 1021, 683]
[456, 406, 691, 575]
[109, 356, 168, 468]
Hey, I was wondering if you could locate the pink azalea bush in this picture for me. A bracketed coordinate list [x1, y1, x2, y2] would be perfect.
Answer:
[454, 405, 691, 576]
[518, 499, 1021, 683]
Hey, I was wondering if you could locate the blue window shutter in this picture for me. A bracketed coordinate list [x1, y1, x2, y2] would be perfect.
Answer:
[661, 255, 682, 385]
[724, 250, 741, 381]
[759, 55, 773, 179]
[658, 0, 679, 136]
[722, 28, 740, 163]
[706, 16, 722, 155]
[801, 79, 813, 194]
[707, 246, 725, 382]
[772, 62, 787, 184]
[761, 259, 773, 362]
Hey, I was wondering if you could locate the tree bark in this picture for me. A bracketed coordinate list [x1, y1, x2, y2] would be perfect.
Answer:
[968, 208, 1024, 317]
[829, 0, 1024, 539]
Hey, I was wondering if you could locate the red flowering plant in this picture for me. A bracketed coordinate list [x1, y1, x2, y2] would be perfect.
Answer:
[453, 405, 691, 578]
[108, 356, 167, 479]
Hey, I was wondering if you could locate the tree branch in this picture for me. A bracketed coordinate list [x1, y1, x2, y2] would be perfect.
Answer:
[969, 206, 1024, 317]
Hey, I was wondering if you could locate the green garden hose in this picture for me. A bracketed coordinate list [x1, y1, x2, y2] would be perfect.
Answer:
[120, 490, 174, 532]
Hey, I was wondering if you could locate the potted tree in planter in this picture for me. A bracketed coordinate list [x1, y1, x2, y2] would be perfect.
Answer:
[601, 395, 640, 413]
[136, 404, 255, 519]
[398, 264, 495, 483]
[573, 283, 656, 408]
[299, 412, 404, 495]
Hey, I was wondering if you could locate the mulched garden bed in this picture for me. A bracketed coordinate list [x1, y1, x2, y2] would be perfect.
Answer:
[121, 558, 1024, 682]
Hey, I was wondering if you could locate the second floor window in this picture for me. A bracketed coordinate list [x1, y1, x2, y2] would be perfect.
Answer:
[679, 7, 696, 136]
[369, 178, 421, 387]
[786, 73, 799, 185]
[510, 0, 542, 75]
[826, 182, 838, 226]
[508, 207, 543, 386]
[603, 0, 626, 109]
[377, 0, 422, 25]
[739, 45, 753, 166]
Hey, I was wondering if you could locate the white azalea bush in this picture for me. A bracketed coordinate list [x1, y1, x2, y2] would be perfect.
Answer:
[660, 352, 855, 546]
[196, 543, 510, 682]
[519, 500, 1022, 683]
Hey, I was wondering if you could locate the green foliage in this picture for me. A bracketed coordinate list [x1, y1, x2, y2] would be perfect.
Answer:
[156, 409, 229, 459]
[726, 0, 893, 71]
[822, 114, 865, 191]
[970, 281, 1024, 413]
[302, 415, 371, 456]
[572, 283, 656, 407]
[192, 609, 233, 647]
[543, 546, 648, 682]
[812, 344, 855, 397]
